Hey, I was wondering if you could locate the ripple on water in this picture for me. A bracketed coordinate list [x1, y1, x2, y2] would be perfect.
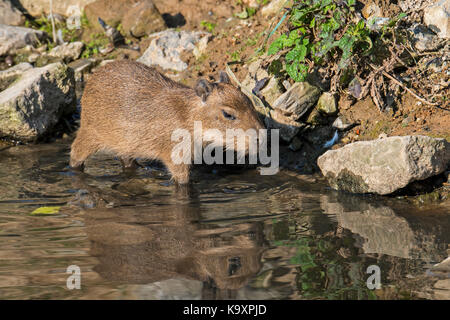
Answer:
[0, 142, 448, 299]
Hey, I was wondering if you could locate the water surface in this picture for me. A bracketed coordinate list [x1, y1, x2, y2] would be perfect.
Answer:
[0, 141, 449, 299]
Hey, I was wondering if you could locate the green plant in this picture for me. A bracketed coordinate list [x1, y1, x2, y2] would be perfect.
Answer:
[81, 33, 109, 58]
[200, 20, 217, 33]
[235, 6, 258, 19]
[268, 0, 372, 82]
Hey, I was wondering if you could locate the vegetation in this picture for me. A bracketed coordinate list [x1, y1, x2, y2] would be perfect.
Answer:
[200, 20, 217, 33]
[264, 0, 423, 110]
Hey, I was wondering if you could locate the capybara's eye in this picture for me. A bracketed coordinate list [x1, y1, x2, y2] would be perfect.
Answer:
[222, 110, 236, 120]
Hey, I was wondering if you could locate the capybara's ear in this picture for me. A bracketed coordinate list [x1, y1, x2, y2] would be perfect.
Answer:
[219, 71, 230, 84]
[195, 79, 213, 102]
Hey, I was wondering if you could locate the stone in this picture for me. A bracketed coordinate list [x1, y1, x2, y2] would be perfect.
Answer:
[261, 0, 286, 18]
[68, 58, 95, 81]
[0, 63, 76, 142]
[316, 92, 337, 115]
[424, 0, 450, 39]
[361, 2, 382, 20]
[15, 0, 96, 17]
[0, 63, 33, 91]
[137, 30, 209, 72]
[0, 0, 25, 26]
[85, 0, 165, 36]
[268, 109, 305, 143]
[46, 41, 85, 61]
[242, 58, 285, 106]
[0, 24, 47, 56]
[193, 35, 210, 59]
[305, 108, 325, 125]
[332, 116, 354, 131]
[410, 24, 443, 52]
[272, 82, 321, 120]
[317, 135, 450, 195]
[121, 0, 166, 37]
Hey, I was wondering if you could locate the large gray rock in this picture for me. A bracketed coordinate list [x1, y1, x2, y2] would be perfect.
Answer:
[317, 135, 450, 195]
[0, 24, 46, 56]
[0, 63, 76, 142]
[138, 30, 210, 71]
[272, 82, 321, 121]
[0, 0, 25, 26]
[424, 0, 450, 39]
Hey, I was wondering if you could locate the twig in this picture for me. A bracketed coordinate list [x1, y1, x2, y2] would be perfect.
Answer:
[50, 0, 57, 44]
[380, 70, 440, 106]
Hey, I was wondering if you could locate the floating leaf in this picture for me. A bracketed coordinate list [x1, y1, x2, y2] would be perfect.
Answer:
[31, 206, 61, 215]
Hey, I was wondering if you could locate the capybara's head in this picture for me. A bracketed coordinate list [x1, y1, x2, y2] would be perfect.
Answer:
[191, 72, 266, 159]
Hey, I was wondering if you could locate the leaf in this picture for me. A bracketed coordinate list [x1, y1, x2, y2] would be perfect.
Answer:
[286, 61, 308, 82]
[268, 34, 286, 55]
[31, 206, 61, 215]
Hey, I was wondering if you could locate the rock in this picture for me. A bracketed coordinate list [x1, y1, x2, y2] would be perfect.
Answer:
[122, 0, 166, 37]
[424, 0, 450, 39]
[0, 63, 33, 91]
[410, 24, 443, 52]
[193, 35, 210, 59]
[272, 82, 321, 121]
[68, 58, 95, 81]
[46, 42, 85, 61]
[0, 24, 46, 56]
[399, 0, 436, 12]
[15, 0, 96, 17]
[243, 0, 260, 8]
[268, 109, 305, 143]
[305, 108, 325, 125]
[316, 92, 337, 116]
[318, 135, 450, 195]
[0, 0, 25, 26]
[85, 0, 166, 36]
[332, 116, 354, 131]
[261, 0, 286, 18]
[242, 58, 285, 106]
[361, 2, 382, 20]
[137, 30, 209, 72]
[0, 63, 76, 142]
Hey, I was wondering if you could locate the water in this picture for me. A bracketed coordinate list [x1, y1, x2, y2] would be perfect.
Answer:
[0, 141, 448, 299]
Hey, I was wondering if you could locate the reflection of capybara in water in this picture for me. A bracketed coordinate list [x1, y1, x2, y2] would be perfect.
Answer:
[70, 60, 265, 184]
[84, 204, 266, 293]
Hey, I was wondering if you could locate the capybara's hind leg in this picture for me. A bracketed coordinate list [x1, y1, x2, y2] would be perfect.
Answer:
[70, 130, 98, 171]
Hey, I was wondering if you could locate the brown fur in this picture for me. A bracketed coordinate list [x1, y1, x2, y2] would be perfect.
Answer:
[70, 60, 264, 183]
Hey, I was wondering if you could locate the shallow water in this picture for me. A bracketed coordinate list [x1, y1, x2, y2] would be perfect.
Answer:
[0, 141, 449, 300]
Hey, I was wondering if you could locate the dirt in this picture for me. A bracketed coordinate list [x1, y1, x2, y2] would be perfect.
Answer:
[1, 0, 448, 156]
[148, 0, 450, 146]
